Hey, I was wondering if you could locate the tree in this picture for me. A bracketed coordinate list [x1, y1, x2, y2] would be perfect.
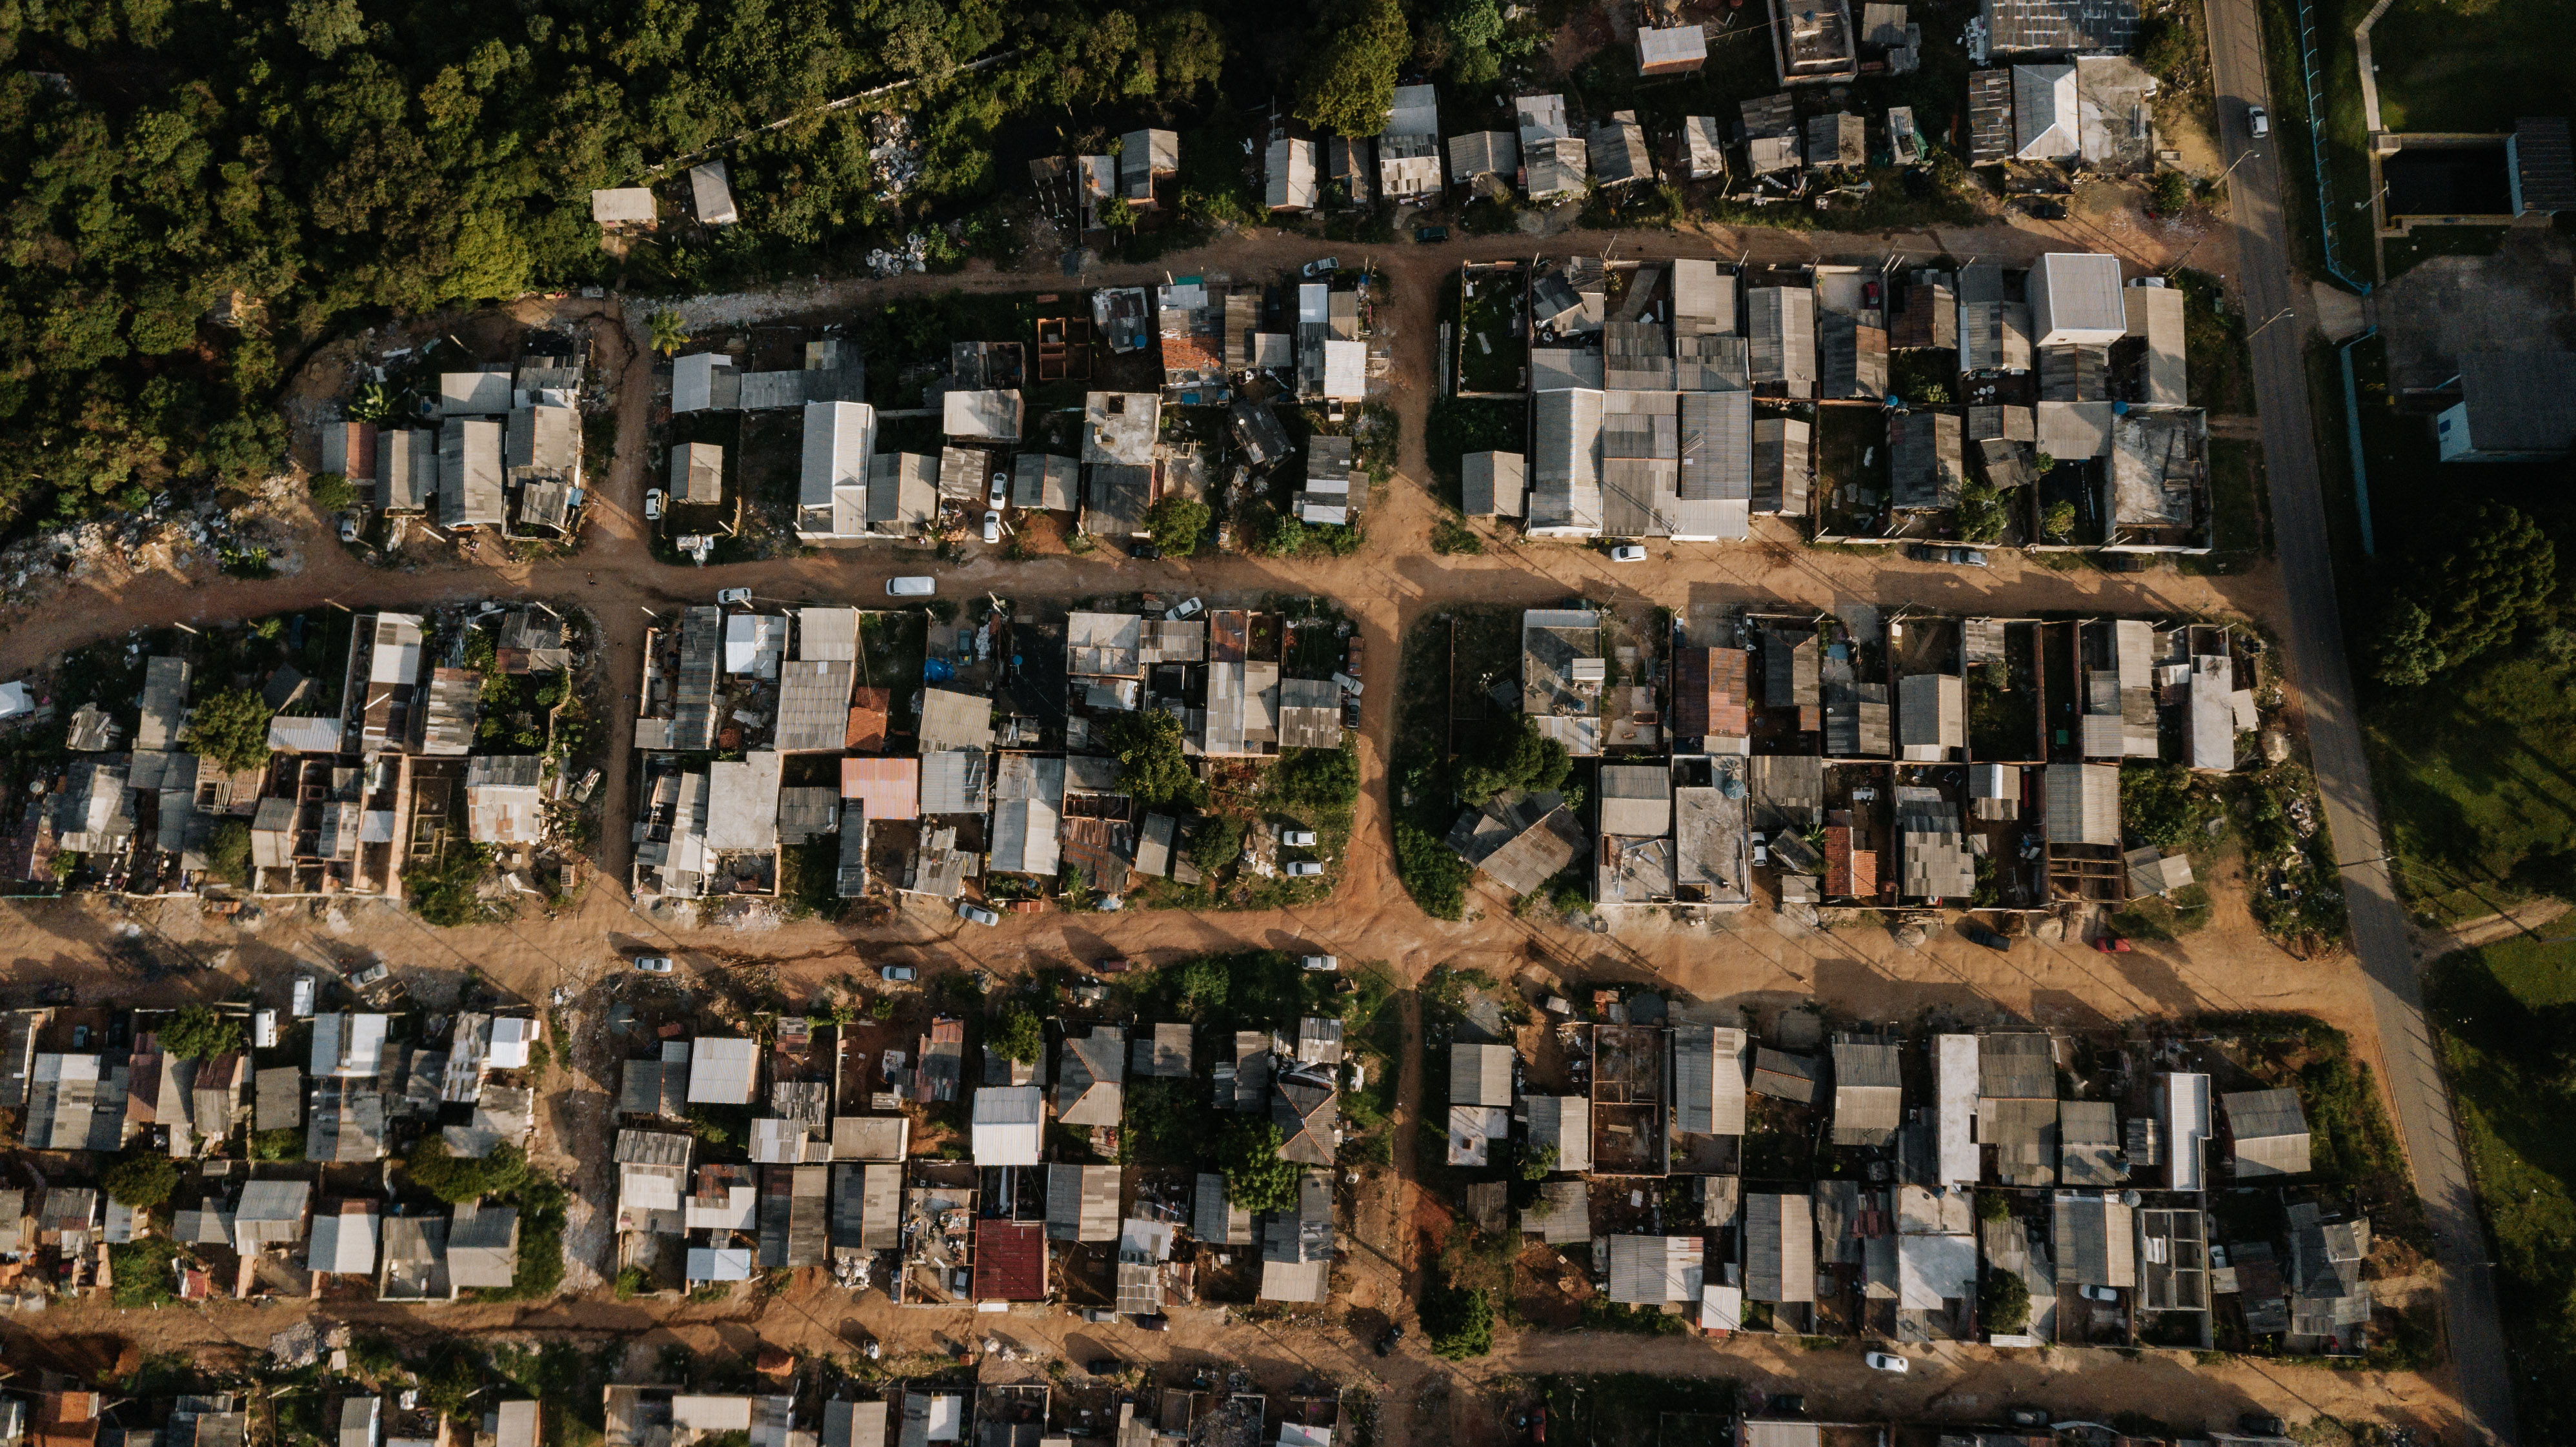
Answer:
[1981, 1266, 2031, 1333]
[1270, 741, 1360, 812]
[1436, 0, 1521, 86]
[1519, 1143, 1559, 1182]
[649, 310, 692, 357]
[1454, 716, 1571, 806]
[1099, 196, 1137, 230]
[183, 687, 275, 773]
[103, 1154, 179, 1210]
[1188, 816, 1245, 876]
[1098, 709, 1205, 807]
[2150, 170, 2191, 214]
[157, 1004, 245, 1061]
[992, 1004, 1041, 1065]
[2042, 500, 2077, 541]
[1957, 481, 2010, 544]
[1172, 956, 1231, 1015]
[1262, 510, 1308, 558]
[2121, 760, 2208, 851]
[1424, 1273, 1495, 1359]
[1220, 1120, 1302, 1214]
[2375, 504, 2556, 687]
[1294, 0, 1409, 139]
[406, 1138, 532, 1204]
[1144, 495, 1209, 558]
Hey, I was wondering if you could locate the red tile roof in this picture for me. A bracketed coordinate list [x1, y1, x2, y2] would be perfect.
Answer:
[840, 756, 920, 821]
[847, 688, 892, 751]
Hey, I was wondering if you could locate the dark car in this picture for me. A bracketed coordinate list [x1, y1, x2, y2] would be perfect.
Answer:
[1768, 1396, 1808, 1418]
[2023, 199, 2069, 220]
[2004, 1408, 2051, 1430]
[1133, 1313, 1170, 1331]
[1960, 921, 2013, 952]
[1373, 1323, 1405, 1356]
[2239, 1415, 2288, 1439]
[1086, 1359, 1123, 1376]
[1127, 540, 1158, 560]
[1414, 226, 1450, 243]
[1905, 543, 1990, 567]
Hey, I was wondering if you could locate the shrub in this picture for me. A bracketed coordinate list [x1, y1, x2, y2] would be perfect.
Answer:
[1423, 1274, 1494, 1359]
[1431, 515, 1484, 555]
[182, 687, 275, 773]
[405, 1138, 532, 1204]
[992, 1004, 1041, 1065]
[1144, 495, 1209, 558]
[1098, 710, 1205, 808]
[1982, 1266, 2031, 1333]
[156, 1004, 244, 1061]
[1219, 1119, 1301, 1214]
[2150, 170, 2190, 214]
[103, 1154, 179, 1209]
[310, 472, 358, 512]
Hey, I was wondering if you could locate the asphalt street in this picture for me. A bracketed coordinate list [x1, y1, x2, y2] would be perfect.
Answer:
[2197, 0, 2517, 1437]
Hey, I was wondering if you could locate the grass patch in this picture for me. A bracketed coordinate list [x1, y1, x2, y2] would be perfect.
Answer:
[2366, 652, 2576, 924]
[2174, 269, 2253, 416]
[2427, 935, 2576, 1441]
[2364, 0, 2576, 134]
[1455, 271, 1527, 394]
[1425, 398, 1524, 511]
[2176, 438, 2273, 576]
[110, 1237, 185, 1308]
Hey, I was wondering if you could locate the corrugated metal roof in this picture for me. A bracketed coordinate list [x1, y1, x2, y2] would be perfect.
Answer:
[1747, 1193, 1815, 1302]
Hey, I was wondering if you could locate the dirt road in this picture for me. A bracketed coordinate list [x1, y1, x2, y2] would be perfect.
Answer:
[0, 216, 2450, 1438]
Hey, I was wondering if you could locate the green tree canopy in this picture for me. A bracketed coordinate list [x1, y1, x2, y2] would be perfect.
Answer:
[1220, 1118, 1301, 1214]
[1144, 494, 1209, 558]
[1981, 1266, 2031, 1333]
[103, 1154, 179, 1210]
[1454, 716, 1571, 805]
[405, 1138, 532, 1204]
[182, 687, 276, 773]
[1099, 709, 1206, 808]
[2374, 503, 2559, 688]
[1424, 1273, 1495, 1359]
[1293, 0, 1409, 137]
[991, 1004, 1042, 1064]
[156, 1004, 245, 1061]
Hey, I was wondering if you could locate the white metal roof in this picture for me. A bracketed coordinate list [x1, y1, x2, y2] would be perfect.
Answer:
[689, 1037, 760, 1104]
[971, 1086, 1044, 1165]
[311, 1013, 389, 1078]
[1937, 1033, 1980, 1185]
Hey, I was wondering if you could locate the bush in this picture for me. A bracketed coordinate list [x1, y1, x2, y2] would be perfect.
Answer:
[1981, 1266, 2031, 1333]
[1220, 1119, 1302, 1214]
[310, 472, 359, 513]
[1454, 716, 1571, 806]
[156, 1004, 244, 1061]
[1423, 1274, 1494, 1359]
[1394, 821, 1471, 920]
[103, 1154, 179, 1210]
[182, 688, 275, 773]
[2150, 170, 2190, 214]
[1144, 495, 1209, 558]
[992, 1004, 1041, 1065]
[1431, 515, 1484, 555]
[2122, 761, 2212, 851]
[1269, 741, 1360, 813]
[405, 1138, 532, 1204]
[1189, 816, 1246, 876]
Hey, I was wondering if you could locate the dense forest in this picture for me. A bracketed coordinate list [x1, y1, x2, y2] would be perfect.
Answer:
[0, 0, 1524, 539]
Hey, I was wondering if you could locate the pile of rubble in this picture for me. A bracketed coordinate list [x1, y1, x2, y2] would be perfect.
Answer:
[866, 232, 933, 276]
[867, 114, 923, 201]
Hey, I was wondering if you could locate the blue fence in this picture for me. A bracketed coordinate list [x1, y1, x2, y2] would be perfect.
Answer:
[2286, 0, 2373, 292]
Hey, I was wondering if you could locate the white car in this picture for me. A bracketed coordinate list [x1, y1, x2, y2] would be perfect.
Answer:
[1285, 860, 1325, 878]
[957, 902, 1002, 927]
[1864, 1351, 1910, 1374]
[1282, 828, 1318, 847]
[338, 513, 361, 543]
[1751, 832, 1769, 867]
[887, 576, 937, 596]
[982, 510, 1001, 545]
[878, 964, 917, 983]
[633, 955, 674, 975]
[1170, 596, 1205, 620]
[1609, 543, 1649, 562]
[1301, 954, 1340, 972]
[988, 473, 1009, 510]
[644, 489, 665, 520]
[2080, 1284, 2120, 1303]
[716, 587, 752, 606]
[1302, 257, 1340, 278]
[2246, 105, 2269, 139]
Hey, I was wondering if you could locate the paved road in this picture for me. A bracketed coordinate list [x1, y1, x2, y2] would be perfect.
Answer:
[2199, 0, 2517, 1439]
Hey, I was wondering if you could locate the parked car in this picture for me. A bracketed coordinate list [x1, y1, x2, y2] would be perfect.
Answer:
[1766, 1396, 1807, 1418]
[633, 955, 674, 975]
[1750, 832, 1769, 867]
[2080, 1284, 2120, 1302]
[1285, 860, 1325, 878]
[1414, 225, 1449, 243]
[1127, 539, 1157, 559]
[981, 510, 1001, 544]
[644, 489, 666, 520]
[1960, 921, 2013, 952]
[348, 962, 391, 991]
[1086, 1358, 1123, 1375]
[1132, 1313, 1170, 1331]
[1863, 1352, 1910, 1374]
[70, 1024, 90, 1049]
[1282, 828, 1318, 847]
[887, 576, 937, 596]
[1302, 954, 1340, 972]
[2091, 933, 2133, 954]
[1302, 257, 1340, 278]
[1083, 1308, 1119, 1323]
[1607, 542, 1649, 562]
[1169, 596, 1205, 620]
[1091, 956, 1136, 974]
[338, 513, 361, 543]
[956, 902, 1002, 927]
[2246, 105, 2269, 139]
[716, 587, 753, 605]
[877, 964, 917, 983]
[987, 472, 1009, 510]
[1373, 1323, 1405, 1356]
[1905, 543, 1989, 566]
[2003, 1408, 2051, 1430]
[2239, 1415, 2287, 1438]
